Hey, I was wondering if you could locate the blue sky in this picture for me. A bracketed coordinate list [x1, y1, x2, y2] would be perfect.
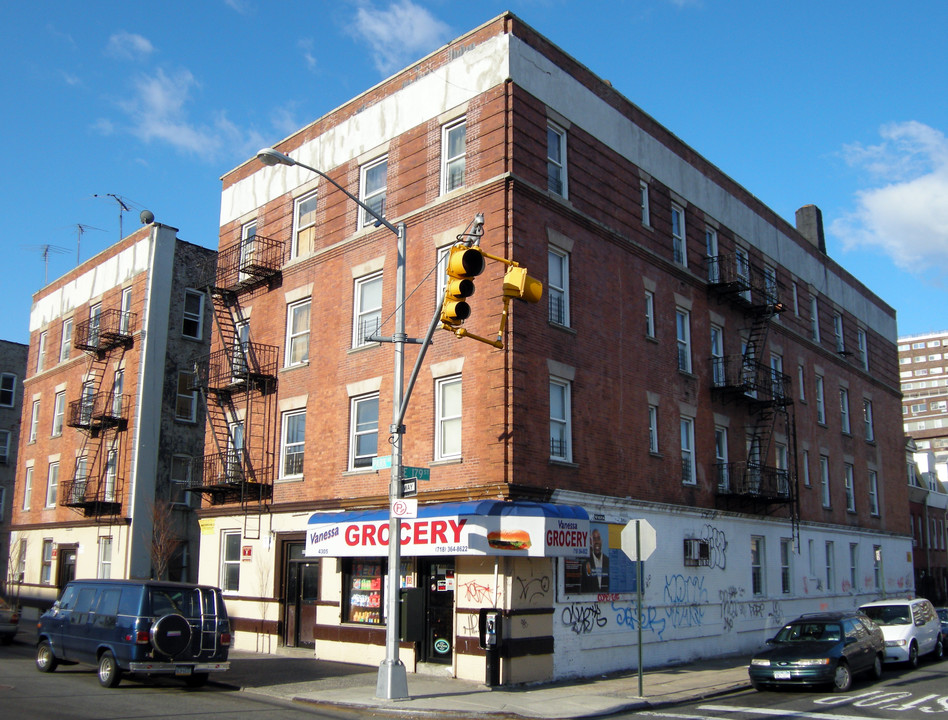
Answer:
[4, 0, 948, 347]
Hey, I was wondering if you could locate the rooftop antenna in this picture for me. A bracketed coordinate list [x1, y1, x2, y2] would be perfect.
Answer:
[23, 244, 70, 284]
[74, 223, 105, 265]
[93, 193, 133, 243]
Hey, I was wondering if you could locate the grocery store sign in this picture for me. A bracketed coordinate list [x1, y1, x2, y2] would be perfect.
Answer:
[305, 500, 589, 558]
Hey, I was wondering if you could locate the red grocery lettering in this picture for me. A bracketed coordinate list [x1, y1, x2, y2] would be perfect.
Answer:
[431, 520, 448, 544]
[546, 530, 587, 547]
[345, 525, 360, 546]
[448, 518, 467, 543]
[413, 521, 428, 545]
[363, 524, 377, 545]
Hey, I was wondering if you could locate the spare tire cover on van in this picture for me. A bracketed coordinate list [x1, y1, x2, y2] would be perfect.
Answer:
[151, 614, 192, 657]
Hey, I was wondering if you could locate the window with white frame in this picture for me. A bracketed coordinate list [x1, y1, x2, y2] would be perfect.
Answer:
[360, 157, 388, 227]
[671, 204, 686, 266]
[435, 244, 452, 303]
[770, 353, 785, 400]
[802, 449, 811, 487]
[37, 330, 47, 373]
[112, 368, 124, 418]
[45, 461, 59, 508]
[868, 470, 879, 516]
[776, 442, 789, 495]
[71, 456, 87, 504]
[820, 455, 831, 508]
[89, 303, 102, 345]
[60, 318, 73, 362]
[22, 466, 33, 510]
[763, 265, 777, 306]
[353, 273, 383, 347]
[840, 387, 851, 434]
[547, 122, 567, 197]
[645, 291, 655, 338]
[857, 328, 869, 371]
[441, 118, 466, 193]
[0, 373, 15, 407]
[680, 417, 696, 485]
[182, 290, 204, 339]
[648, 404, 659, 454]
[825, 541, 835, 591]
[293, 190, 318, 258]
[863, 399, 874, 441]
[0, 429, 9, 465]
[714, 425, 728, 490]
[435, 375, 462, 460]
[238, 220, 257, 282]
[780, 538, 792, 594]
[221, 530, 241, 592]
[810, 296, 820, 342]
[98, 537, 113, 579]
[815, 375, 826, 423]
[170, 455, 195, 506]
[705, 227, 719, 282]
[710, 324, 724, 386]
[640, 180, 650, 226]
[29, 400, 39, 443]
[808, 539, 817, 577]
[41, 538, 53, 584]
[798, 364, 806, 402]
[285, 298, 311, 366]
[15, 541, 26, 583]
[844, 463, 856, 512]
[833, 313, 845, 353]
[52, 391, 65, 436]
[280, 410, 306, 479]
[736, 247, 751, 301]
[751, 536, 765, 596]
[548, 247, 569, 326]
[104, 449, 117, 502]
[550, 377, 572, 462]
[120, 286, 133, 334]
[676, 309, 692, 373]
[349, 394, 379, 470]
[792, 282, 800, 316]
[849, 543, 858, 591]
[175, 371, 197, 422]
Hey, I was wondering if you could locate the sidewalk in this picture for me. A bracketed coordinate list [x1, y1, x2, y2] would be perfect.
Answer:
[221, 648, 753, 718]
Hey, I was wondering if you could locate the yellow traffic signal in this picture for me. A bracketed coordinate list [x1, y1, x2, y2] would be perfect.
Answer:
[440, 245, 486, 328]
[502, 266, 543, 303]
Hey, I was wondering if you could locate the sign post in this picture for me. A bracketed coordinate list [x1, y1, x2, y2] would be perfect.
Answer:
[621, 519, 656, 697]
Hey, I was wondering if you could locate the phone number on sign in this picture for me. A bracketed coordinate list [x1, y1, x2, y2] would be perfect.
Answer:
[435, 545, 468, 553]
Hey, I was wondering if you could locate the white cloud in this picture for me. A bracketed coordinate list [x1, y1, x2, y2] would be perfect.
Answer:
[106, 31, 155, 60]
[830, 121, 948, 272]
[349, 0, 452, 75]
[224, 0, 254, 14]
[299, 38, 319, 73]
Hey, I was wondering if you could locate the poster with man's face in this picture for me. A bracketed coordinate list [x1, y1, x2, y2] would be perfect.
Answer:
[562, 522, 638, 596]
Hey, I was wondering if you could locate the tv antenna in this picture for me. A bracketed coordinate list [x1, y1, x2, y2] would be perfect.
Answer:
[94, 193, 135, 243]
[24, 244, 70, 284]
[74, 223, 105, 265]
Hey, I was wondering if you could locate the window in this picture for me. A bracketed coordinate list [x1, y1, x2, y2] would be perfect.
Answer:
[285, 298, 311, 366]
[45, 462, 59, 508]
[41, 539, 53, 584]
[182, 290, 204, 339]
[344, 557, 385, 625]
[360, 157, 387, 227]
[815, 375, 826, 424]
[825, 541, 835, 591]
[435, 375, 462, 460]
[0, 373, 15, 407]
[349, 395, 379, 470]
[548, 247, 569, 326]
[22, 466, 33, 510]
[29, 400, 39, 443]
[780, 538, 792, 594]
[810, 296, 820, 342]
[648, 405, 659, 454]
[802, 449, 811, 487]
[441, 119, 466, 193]
[120, 286, 133, 334]
[873, 545, 882, 589]
[839, 387, 851, 434]
[15, 541, 26, 583]
[98, 537, 113, 579]
[792, 282, 800, 316]
[770, 354, 785, 400]
[547, 122, 567, 197]
[671, 204, 686, 266]
[857, 328, 869, 371]
[714, 426, 729, 490]
[705, 227, 719, 282]
[281, 410, 306, 478]
[798, 364, 806, 402]
[0, 430, 9, 465]
[640, 181, 650, 226]
[849, 543, 858, 592]
[736, 247, 751, 301]
[676, 309, 692, 372]
[763, 265, 777, 305]
[60, 318, 73, 362]
[104, 450, 117, 502]
[89, 303, 102, 346]
[221, 531, 241, 592]
[833, 313, 845, 353]
[645, 291, 655, 338]
[710, 324, 725, 386]
[820, 455, 831, 508]
[170, 455, 195, 507]
[863, 399, 874, 442]
[751, 536, 765, 596]
[52, 391, 65, 436]
[37, 330, 47, 373]
[353, 273, 383, 347]
[79, 381, 94, 425]
[844, 463, 856, 512]
[868, 470, 879, 516]
[175, 371, 197, 422]
[550, 378, 572, 462]
[238, 220, 257, 282]
[293, 190, 318, 258]
[776, 443, 789, 496]
[112, 368, 124, 417]
[680, 417, 695, 485]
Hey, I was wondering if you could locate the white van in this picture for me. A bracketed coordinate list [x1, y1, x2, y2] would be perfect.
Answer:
[859, 598, 943, 667]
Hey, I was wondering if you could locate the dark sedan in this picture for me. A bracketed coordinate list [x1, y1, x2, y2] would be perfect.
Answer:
[748, 611, 885, 692]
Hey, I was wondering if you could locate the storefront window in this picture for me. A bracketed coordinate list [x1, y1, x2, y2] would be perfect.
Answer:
[344, 558, 385, 625]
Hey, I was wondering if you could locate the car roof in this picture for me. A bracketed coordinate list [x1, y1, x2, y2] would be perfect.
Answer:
[790, 611, 865, 622]
[64, 578, 223, 592]
[859, 598, 926, 608]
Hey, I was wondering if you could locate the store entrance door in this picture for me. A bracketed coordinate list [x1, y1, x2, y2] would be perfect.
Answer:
[56, 546, 77, 590]
[420, 558, 455, 664]
[283, 542, 318, 648]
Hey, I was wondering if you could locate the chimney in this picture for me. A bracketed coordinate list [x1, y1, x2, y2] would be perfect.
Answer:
[795, 205, 826, 253]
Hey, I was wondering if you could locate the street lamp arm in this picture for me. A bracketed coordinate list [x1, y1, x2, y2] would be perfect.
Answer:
[256, 148, 399, 237]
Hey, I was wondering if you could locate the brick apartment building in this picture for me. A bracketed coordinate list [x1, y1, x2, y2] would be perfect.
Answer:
[0, 340, 28, 591]
[9, 222, 215, 613]
[192, 13, 911, 684]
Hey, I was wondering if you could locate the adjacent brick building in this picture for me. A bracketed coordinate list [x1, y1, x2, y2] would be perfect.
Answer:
[9, 222, 215, 613]
[193, 13, 911, 684]
[0, 340, 28, 592]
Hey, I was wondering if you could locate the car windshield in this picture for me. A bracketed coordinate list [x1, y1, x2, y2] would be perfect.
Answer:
[774, 621, 842, 642]
[938, 609, 948, 622]
[862, 605, 910, 626]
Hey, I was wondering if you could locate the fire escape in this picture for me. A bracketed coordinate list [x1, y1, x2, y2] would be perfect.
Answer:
[61, 308, 134, 521]
[187, 234, 282, 539]
[707, 253, 799, 539]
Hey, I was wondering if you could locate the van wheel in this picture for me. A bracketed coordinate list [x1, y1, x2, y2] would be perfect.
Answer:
[36, 640, 58, 673]
[98, 651, 122, 688]
[908, 641, 920, 669]
[185, 672, 209, 688]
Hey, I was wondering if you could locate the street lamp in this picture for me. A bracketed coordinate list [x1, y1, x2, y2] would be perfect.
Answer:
[256, 147, 410, 700]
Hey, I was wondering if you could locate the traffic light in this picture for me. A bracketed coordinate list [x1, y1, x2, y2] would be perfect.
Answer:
[502, 266, 543, 303]
[441, 245, 485, 327]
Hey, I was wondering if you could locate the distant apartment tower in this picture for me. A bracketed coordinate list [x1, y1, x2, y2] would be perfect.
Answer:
[0, 340, 28, 591]
[900, 330, 948, 454]
[9, 222, 215, 612]
[193, 13, 910, 684]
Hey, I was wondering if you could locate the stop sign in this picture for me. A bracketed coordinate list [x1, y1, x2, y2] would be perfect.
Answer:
[621, 519, 656, 561]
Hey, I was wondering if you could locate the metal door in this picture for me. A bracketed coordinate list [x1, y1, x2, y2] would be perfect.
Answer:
[420, 558, 455, 664]
[283, 542, 318, 648]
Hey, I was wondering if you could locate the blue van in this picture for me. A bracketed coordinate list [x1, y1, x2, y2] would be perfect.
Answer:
[36, 579, 231, 688]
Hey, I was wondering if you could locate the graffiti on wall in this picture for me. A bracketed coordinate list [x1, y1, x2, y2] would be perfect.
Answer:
[561, 603, 608, 635]
[662, 574, 707, 630]
[516, 574, 551, 603]
[700, 524, 728, 569]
